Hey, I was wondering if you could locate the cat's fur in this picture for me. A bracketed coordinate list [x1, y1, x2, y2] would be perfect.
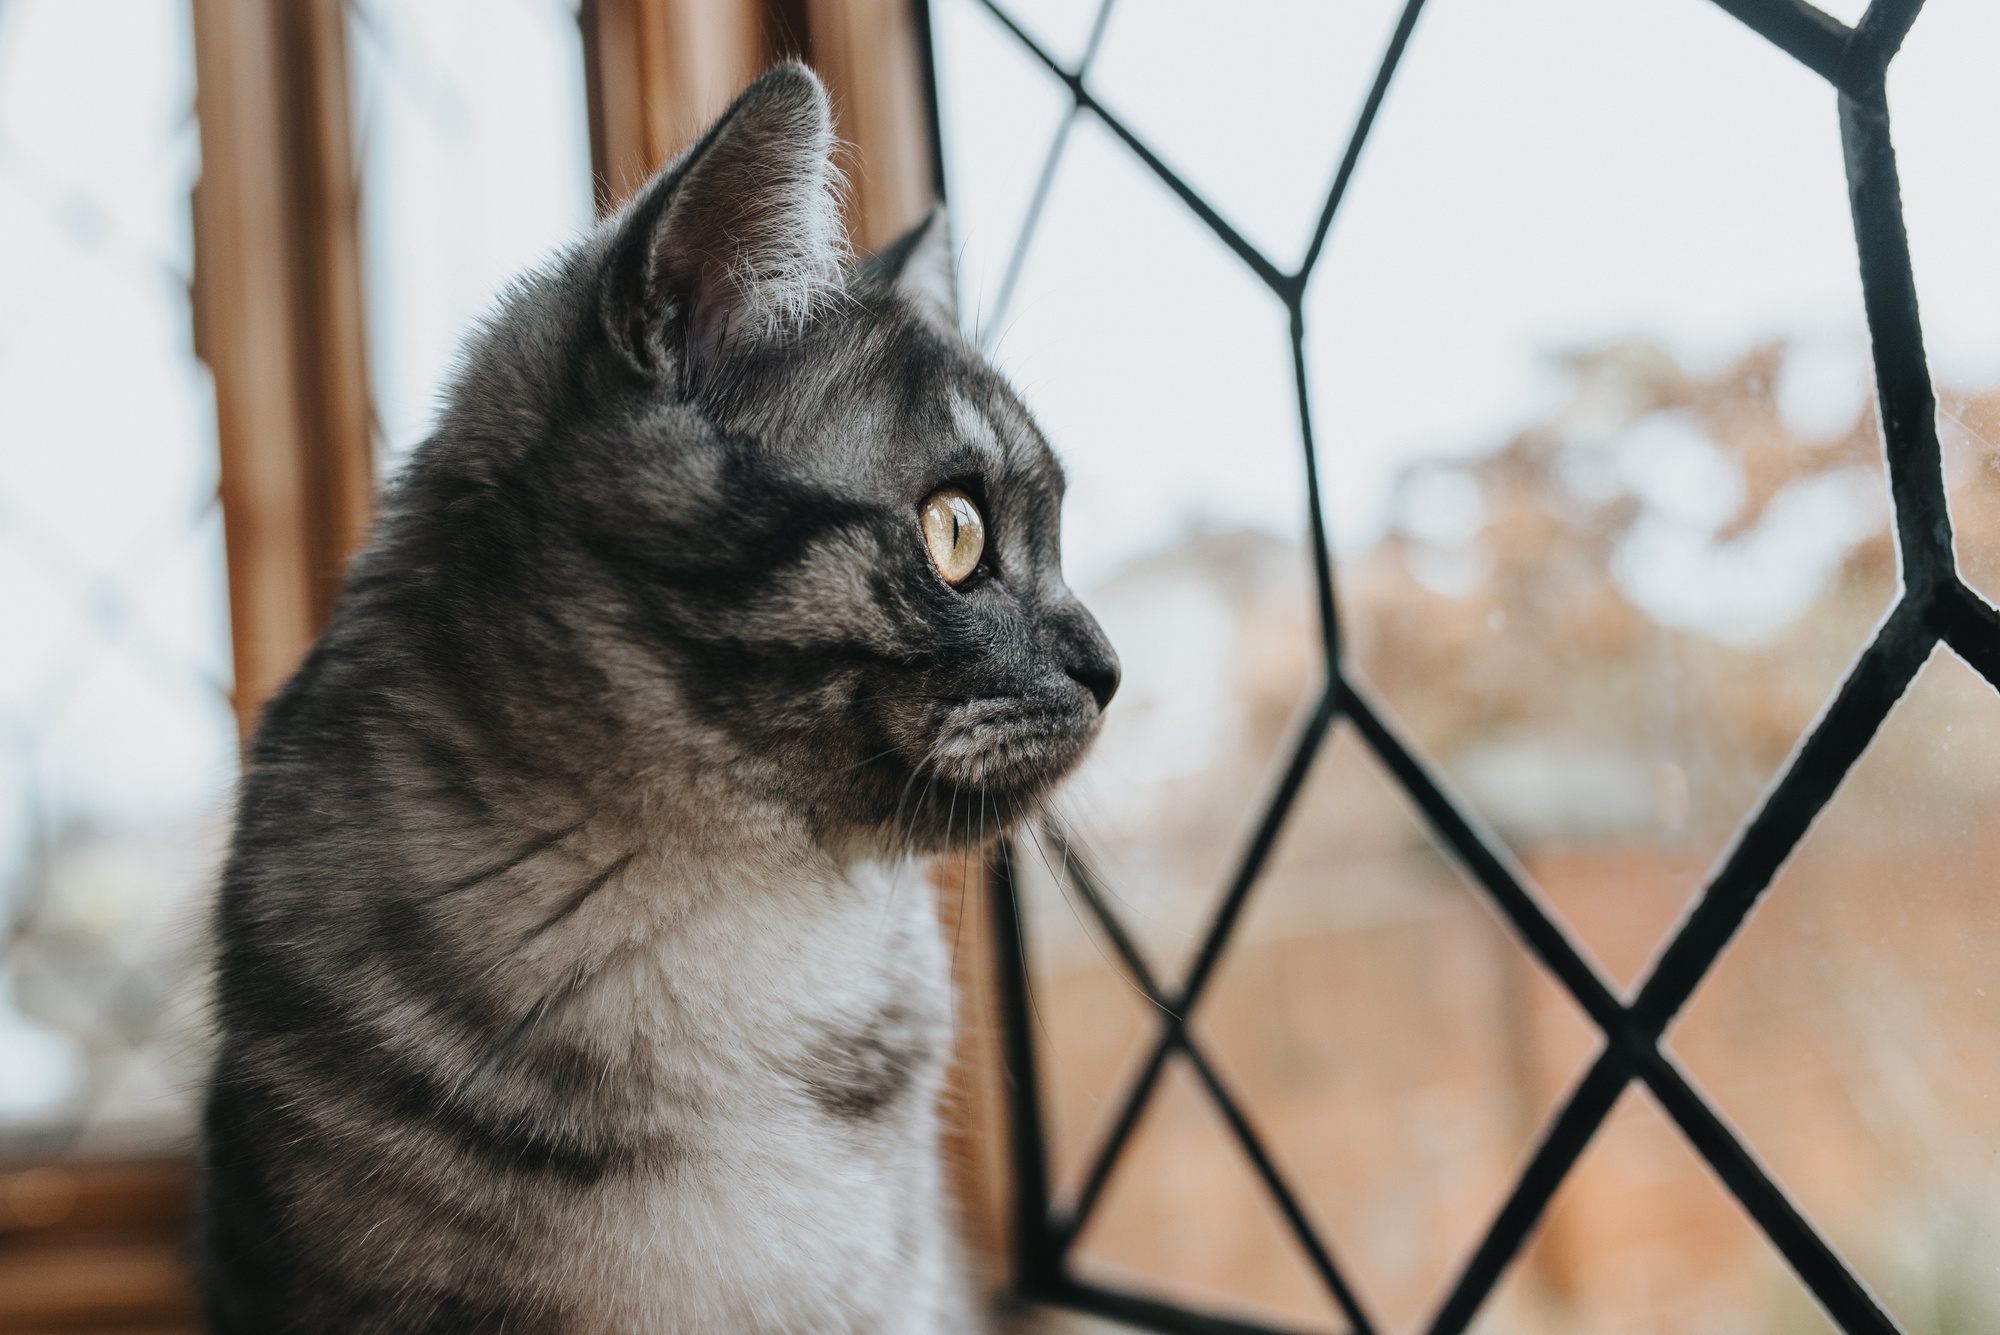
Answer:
[198, 65, 1117, 1335]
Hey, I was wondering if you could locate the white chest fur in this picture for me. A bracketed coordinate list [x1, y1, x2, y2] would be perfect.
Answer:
[545, 857, 967, 1334]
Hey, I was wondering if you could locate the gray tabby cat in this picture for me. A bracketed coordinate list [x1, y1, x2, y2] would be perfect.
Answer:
[199, 64, 1116, 1334]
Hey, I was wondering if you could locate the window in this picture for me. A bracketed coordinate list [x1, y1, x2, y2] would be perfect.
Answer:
[0, 0, 230, 1159]
[346, 0, 594, 471]
[929, 1, 2000, 1331]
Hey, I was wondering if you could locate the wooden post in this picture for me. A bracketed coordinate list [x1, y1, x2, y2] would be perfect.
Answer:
[932, 852, 1018, 1300]
[581, 0, 934, 250]
[580, 0, 770, 214]
[189, 0, 374, 740]
[799, 0, 934, 251]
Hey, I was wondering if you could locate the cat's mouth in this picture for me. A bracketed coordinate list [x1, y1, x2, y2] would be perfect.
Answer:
[843, 689, 1103, 851]
[919, 695, 1100, 804]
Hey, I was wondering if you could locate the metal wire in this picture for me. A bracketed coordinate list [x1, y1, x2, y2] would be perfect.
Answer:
[932, 0, 1996, 1330]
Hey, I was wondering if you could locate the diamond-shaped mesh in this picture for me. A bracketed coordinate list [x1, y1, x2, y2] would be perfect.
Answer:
[928, 1, 1997, 1332]
[0, 0, 234, 1158]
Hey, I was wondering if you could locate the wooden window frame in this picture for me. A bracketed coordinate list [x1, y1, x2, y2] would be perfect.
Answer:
[190, 0, 373, 741]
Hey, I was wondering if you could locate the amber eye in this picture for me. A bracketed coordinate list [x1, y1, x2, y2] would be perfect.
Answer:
[920, 487, 986, 586]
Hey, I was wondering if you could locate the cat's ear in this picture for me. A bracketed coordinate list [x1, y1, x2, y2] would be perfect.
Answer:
[602, 62, 847, 378]
[856, 206, 959, 335]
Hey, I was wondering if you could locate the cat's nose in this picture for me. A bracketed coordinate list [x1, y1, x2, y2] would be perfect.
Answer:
[1068, 652, 1120, 711]
[1061, 627, 1120, 712]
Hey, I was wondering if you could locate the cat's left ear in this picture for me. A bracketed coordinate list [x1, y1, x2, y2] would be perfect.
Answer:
[601, 63, 847, 380]
[856, 206, 959, 336]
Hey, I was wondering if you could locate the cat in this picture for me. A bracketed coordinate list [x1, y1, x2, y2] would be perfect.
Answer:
[198, 63, 1117, 1335]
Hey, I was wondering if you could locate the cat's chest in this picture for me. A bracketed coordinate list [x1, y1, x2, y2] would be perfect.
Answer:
[581, 857, 954, 1119]
[550, 862, 958, 1330]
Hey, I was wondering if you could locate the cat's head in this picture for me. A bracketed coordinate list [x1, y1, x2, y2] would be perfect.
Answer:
[417, 64, 1116, 855]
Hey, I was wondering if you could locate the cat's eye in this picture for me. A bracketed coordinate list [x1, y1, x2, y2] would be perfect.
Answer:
[920, 487, 986, 586]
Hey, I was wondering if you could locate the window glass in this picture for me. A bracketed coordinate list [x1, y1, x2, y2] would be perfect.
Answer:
[1087, 0, 1412, 269]
[1071, 1058, 1350, 1332]
[1888, 0, 2000, 604]
[1489, 1087, 1841, 1335]
[348, 0, 594, 470]
[1673, 648, 2000, 1332]
[935, 0, 2000, 1328]
[0, 0, 231, 1155]
[1310, 0, 1892, 987]
[1190, 727, 1597, 1332]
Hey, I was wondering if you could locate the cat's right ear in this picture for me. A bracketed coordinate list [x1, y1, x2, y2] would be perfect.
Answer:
[600, 63, 847, 382]
[854, 206, 958, 336]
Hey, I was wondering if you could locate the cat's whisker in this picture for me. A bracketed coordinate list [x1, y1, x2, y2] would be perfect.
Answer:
[1023, 818, 1151, 1008]
[941, 779, 960, 860]
[790, 688, 965, 721]
[842, 746, 902, 774]
[889, 739, 945, 847]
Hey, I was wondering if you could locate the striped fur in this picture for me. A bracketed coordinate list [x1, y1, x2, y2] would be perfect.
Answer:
[198, 65, 1116, 1334]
